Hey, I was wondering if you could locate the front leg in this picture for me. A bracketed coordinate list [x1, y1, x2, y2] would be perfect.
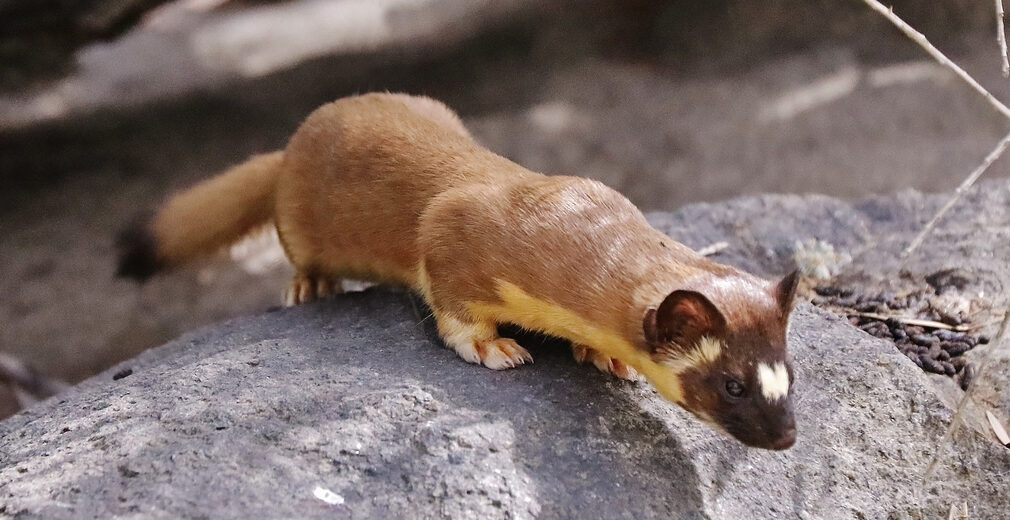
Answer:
[433, 310, 533, 370]
[572, 343, 641, 381]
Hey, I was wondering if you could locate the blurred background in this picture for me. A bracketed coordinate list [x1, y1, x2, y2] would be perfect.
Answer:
[2, 0, 1009, 418]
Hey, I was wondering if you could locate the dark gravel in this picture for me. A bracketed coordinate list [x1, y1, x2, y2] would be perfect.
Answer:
[812, 285, 988, 390]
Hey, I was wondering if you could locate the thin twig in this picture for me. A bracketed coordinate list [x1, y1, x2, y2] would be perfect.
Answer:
[924, 309, 1010, 481]
[998, 0, 1010, 77]
[900, 130, 1010, 258]
[840, 309, 973, 331]
[697, 241, 729, 256]
[0, 353, 70, 409]
[407, 292, 434, 327]
[862, 0, 1010, 118]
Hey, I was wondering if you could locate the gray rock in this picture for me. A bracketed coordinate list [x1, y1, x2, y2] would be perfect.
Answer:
[3, 183, 1010, 518]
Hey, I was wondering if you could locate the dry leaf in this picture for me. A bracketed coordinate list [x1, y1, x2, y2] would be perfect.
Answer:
[985, 410, 1010, 446]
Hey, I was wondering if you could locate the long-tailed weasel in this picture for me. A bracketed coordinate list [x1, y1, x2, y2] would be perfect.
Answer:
[118, 93, 798, 450]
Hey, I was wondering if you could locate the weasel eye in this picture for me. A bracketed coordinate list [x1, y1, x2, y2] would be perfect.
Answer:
[725, 378, 745, 398]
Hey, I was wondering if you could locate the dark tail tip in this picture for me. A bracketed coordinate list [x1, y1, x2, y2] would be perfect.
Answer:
[115, 217, 161, 282]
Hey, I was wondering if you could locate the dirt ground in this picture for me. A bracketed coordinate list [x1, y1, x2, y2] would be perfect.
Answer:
[2, 13, 1010, 415]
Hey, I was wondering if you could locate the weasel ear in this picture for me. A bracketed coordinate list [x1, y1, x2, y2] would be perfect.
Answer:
[772, 270, 800, 315]
[643, 290, 726, 347]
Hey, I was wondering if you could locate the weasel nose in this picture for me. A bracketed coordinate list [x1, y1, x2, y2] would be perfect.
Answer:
[770, 426, 796, 450]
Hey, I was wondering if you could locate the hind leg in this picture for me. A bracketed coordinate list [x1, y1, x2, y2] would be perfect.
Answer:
[283, 272, 343, 306]
[275, 207, 340, 307]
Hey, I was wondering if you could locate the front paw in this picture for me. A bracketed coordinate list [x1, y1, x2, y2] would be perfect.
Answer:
[472, 338, 533, 370]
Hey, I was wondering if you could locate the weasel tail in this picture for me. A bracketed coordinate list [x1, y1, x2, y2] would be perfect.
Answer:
[116, 151, 282, 280]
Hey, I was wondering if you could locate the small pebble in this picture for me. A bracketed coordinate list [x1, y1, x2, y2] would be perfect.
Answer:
[960, 364, 975, 391]
[920, 356, 945, 374]
[942, 342, 971, 356]
[814, 286, 850, 297]
[860, 323, 892, 339]
[854, 302, 881, 313]
[935, 330, 964, 342]
[858, 322, 878, 332]
[940, 315, 963, 326]
[836, 296, 858, 308]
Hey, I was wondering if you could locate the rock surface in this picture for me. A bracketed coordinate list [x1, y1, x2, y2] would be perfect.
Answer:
[2, 182, 1010, 518]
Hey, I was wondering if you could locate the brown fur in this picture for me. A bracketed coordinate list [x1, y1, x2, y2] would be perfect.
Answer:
[123, 93, 798, 449]
[419, 176, 738, 340]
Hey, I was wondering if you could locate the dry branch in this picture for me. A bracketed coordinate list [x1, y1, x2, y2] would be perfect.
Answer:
[861, 0, 1010, 118]
[843, 310, 971, 331]
[998, 0, 1009, 77]
[861, 1, 1010, 259]
[901, 130, 1010, 259]
[0, 353, 69, 408]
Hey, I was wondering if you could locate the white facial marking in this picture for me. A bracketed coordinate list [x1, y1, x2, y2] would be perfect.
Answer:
[660, 336, 724, 374]
[757, 362, 790, 401]
[696, 336, 723, 364]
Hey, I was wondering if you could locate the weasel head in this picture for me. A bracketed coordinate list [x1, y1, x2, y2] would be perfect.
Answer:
[641, 271, 800, 450]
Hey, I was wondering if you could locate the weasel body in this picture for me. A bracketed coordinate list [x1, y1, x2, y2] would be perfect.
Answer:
[118, 93, 798, 450]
